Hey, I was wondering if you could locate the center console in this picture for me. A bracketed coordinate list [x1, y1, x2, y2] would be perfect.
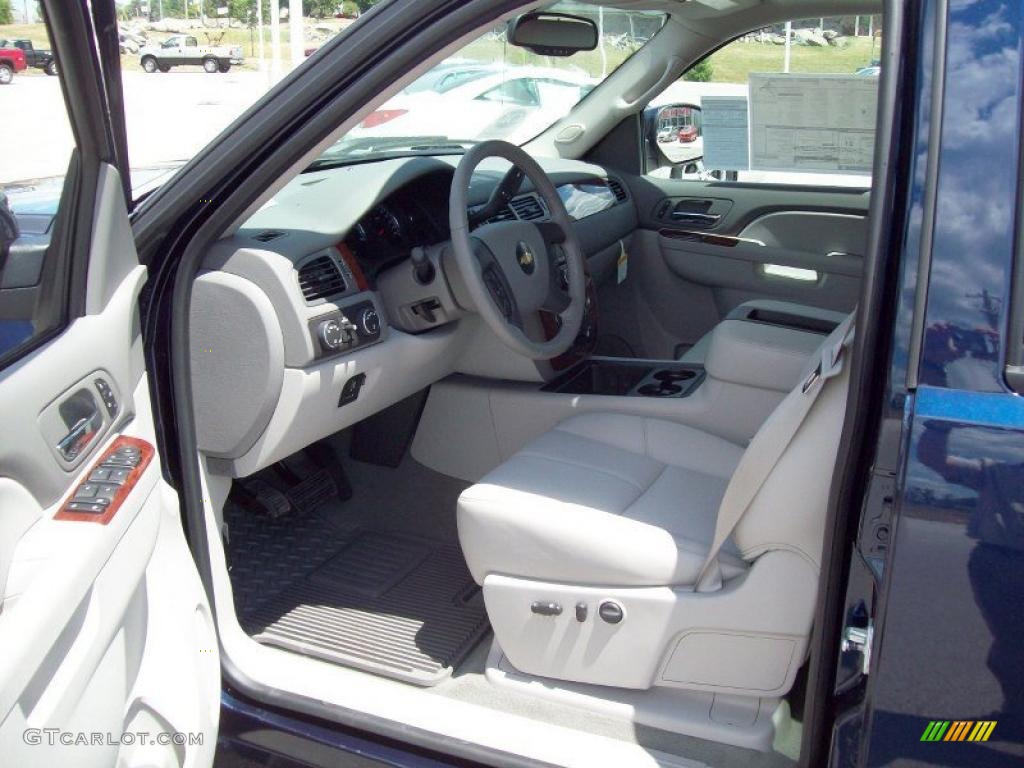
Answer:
[542, 358, 704, 398]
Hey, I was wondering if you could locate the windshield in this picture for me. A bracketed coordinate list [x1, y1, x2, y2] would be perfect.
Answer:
[314, 2, 665, 166]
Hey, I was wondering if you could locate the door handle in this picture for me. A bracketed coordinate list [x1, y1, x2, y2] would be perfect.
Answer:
[670, 212, 721, 226]
[56, 410, 102, 461]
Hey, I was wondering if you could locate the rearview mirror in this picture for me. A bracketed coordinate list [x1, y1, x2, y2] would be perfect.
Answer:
[509, 12, 598, 57]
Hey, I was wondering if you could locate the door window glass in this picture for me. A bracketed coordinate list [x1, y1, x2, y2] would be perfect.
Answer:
[645, 17, 882, 188]
[0, 18, 73, 365]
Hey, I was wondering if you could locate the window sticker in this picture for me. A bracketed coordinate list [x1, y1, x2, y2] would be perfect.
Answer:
[748, 74, 877, 174]
[701, 96, 750, 171]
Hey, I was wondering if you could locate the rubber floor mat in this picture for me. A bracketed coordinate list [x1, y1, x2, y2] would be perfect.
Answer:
[241, 530, 489, 686]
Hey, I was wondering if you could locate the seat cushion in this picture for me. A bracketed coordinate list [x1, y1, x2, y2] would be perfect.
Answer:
[457, 413, 747, 587]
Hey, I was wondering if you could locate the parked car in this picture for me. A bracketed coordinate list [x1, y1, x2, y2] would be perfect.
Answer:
[4, 2, 1023, 768]
[138, 34, 243, 73]
[353, 65, 595, 144]
[0, 38, 57, 75]
[400, 59, 503, 95]
[678, 124, 698, 143]
[0, 44, 27, 84]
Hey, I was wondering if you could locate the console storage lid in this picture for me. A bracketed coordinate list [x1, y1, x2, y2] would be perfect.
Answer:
[704, 319, 825, 393]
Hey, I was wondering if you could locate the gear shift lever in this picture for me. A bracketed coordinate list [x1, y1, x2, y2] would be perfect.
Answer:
[410, 246, 435, 285]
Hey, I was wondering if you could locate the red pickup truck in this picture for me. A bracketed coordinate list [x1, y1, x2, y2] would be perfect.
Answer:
[0, 45, 27, 84]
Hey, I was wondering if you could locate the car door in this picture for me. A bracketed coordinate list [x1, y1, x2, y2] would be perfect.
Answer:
[594, 21, 873, 360]
[164, 35, 185, 66]
[184, 36, 200, 66]
[0, 3, 219, 767]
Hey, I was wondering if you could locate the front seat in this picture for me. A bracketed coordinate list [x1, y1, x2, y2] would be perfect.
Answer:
[458, 315, 854, 696]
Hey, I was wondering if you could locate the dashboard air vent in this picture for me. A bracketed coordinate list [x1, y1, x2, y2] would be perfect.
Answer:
[487, 205, 516, 224]
[608, 179, 627, 202]
[510, 194, 545, 221]
[298, 254, 347, 302]
[252, 230, 286, 243]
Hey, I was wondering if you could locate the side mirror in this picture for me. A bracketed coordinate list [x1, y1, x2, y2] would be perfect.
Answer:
[0, 191, 18, 279]
[644, 102, 704, 171]
[509, 12, 598, 57]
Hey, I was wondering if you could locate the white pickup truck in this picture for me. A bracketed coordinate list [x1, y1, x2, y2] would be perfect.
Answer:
[139, 35, 243, 74]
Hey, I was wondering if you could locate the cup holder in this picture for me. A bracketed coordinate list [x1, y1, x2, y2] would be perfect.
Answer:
[653, 369, 696, 383]
[638, 383, 683, 397]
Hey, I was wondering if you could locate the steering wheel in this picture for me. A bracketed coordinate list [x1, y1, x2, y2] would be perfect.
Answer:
[449, 140, 587, 360]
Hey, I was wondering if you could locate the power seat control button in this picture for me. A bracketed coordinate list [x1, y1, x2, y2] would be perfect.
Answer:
[598, 600, 624, 624]
[530, 601, 563, 616]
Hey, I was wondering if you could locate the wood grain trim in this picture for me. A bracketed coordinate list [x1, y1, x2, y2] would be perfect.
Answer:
[335, 243, 370, 291]
[53, 436, 155, 525]
[658, 228, 765, 248]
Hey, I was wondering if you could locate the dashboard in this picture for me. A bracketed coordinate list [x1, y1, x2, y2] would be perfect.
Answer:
[190, 153, 638, 478]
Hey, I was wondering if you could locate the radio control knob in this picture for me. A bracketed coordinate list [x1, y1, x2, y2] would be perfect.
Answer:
[358, 307, 381, 337]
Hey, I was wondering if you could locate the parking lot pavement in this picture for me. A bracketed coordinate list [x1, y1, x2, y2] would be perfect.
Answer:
[1, 69, 275, 185]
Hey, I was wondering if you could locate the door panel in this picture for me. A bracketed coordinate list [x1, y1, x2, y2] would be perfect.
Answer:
[597, 175, 868, 359]
[0, 168, 219, 768]
[0, 2, 218, 764]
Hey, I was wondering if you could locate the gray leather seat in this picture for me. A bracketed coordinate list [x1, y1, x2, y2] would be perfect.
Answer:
[458, 412, 749, 588]
[457, 316, 854, 695]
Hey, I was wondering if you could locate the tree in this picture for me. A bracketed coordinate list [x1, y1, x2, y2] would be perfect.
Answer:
[305, 0, 337, 18]
[0, 0, 14, 26]
[683, 59, 713, 83]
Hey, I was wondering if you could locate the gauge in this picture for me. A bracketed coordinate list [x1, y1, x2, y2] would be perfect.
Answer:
[369, 205, 403, 245]
[349, 221, 370, 247]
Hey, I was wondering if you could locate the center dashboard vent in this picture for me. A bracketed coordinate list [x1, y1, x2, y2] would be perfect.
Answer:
[297, 254, 347, 302]
[509, 194, 545, 221]
[608, 178, 628, 202]
[486, 205, 516, 224]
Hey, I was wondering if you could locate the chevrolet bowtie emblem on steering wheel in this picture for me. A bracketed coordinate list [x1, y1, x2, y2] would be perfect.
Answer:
[516, 241, 536, 274]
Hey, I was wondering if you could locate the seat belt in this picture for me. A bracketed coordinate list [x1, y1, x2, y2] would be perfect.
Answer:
[694, 312, 856, 592]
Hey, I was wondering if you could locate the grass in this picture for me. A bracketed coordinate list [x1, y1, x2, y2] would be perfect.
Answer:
[705, 36, 880, 82]
[1, 20, 880, 81]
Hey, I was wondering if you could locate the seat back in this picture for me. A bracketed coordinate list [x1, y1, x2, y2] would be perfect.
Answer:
[728, 318, 854, 572]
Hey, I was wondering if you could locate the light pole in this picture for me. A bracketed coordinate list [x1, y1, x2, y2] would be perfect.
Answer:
[271, 0, 281, 79]
[257, 0, 265, 73]
[783, 21, 792, 73]
[289, 0, 304, 70]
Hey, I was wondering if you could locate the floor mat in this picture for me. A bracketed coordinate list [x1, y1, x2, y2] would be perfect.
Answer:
[240, 530, 489, 686]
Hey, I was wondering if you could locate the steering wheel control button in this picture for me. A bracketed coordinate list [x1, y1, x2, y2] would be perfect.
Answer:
[339, 373, 367, 407]
[598, 600, 624, 624]
[530, 601, 563, 617]
[358, 307, 381, 337]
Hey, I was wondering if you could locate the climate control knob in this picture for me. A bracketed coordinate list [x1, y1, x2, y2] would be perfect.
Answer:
[358, 307, 381, 337]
